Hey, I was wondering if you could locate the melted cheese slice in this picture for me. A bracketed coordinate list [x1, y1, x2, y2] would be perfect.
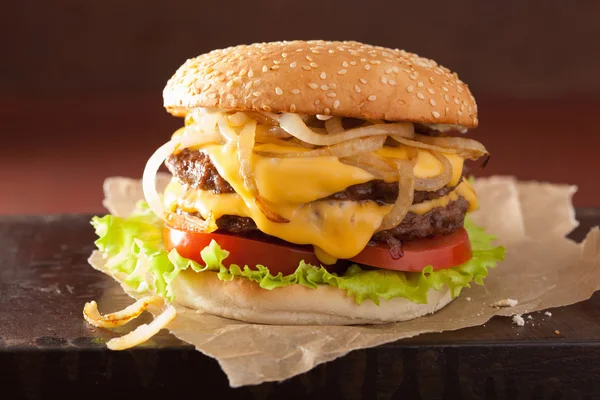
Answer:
[164, 142, 472, 260]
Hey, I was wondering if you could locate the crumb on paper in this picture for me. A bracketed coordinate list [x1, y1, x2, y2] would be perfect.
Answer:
[66, 285, 75, 294]
[466, 297, 472, 301]
[554, 330, 560, 335]
[527, 315, 533, 320]
[491, 298, 519, 308]
[512, 314, 525, 326]
[545, 311, 552, 317]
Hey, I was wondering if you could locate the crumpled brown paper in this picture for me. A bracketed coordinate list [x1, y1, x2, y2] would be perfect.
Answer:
[90, 174, 600, 387]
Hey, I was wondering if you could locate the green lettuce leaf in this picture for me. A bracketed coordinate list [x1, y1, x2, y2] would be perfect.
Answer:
[91, 203, 505, 305]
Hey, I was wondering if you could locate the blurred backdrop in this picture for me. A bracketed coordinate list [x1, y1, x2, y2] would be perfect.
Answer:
[1, 0, 598, 214]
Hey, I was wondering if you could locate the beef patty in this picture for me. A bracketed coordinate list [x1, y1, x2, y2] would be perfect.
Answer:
[176, 197, 468, 243]
[166, 149, 468, 245]
[165, 149, 459, 204]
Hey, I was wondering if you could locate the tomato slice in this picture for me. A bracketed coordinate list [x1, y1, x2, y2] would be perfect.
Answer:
[164, 225, 472, 275]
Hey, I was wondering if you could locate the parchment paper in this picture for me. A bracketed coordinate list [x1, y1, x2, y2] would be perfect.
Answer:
[91, 174, 600, 387]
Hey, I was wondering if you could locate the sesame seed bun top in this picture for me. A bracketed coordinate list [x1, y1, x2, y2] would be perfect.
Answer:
[163, 40, 478, 127]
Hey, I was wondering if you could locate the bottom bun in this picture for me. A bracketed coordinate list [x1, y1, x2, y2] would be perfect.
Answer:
[172, 270, 454, 325]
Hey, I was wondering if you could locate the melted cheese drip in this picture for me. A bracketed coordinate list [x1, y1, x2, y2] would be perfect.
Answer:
[164, 141, 474, 261]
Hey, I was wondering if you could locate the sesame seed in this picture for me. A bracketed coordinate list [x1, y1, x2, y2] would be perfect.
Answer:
[432, 111, 440, 118]
[342, 61, 349, 67]
[445, 107, 450, 116]
[354, 85, 361, 93]
[360, 78, 367, 84]
[417, 92, 425, 100]
[364, 65, 371, 70]
[468, 105, 473, 113]
[273, 60, 281, 65]
[333, 100, 340, 109]
[321, 85, 329, 90]
[427, 88, 435, 94]
[302, 65, 311, 71]
[306, 55, 313, 61]
[290, 62, 297, 68]
[328, 49, 335, 54]
[389, 79, 396, 85]
[296, 48, 303, 52]
[409, 74, 417, 80]
[311, 50, 320, 54]
[337, 69, 348, 75]
[275, 87, 283, 95]
[368, 95, 376, 101]
[385, 68, 392, 74]
[262, 65, 268, 73]
[406, 85, 414, 93]
[253, 91, 262, 97]
[429, 99, 436, 106]
[327, 92, 336, 98]
[226, 70, 234, 76]
[360, 58, 367, 62]
[444, 94, 450, 102]
[239, 68, 248, 77]
[208, 92, 217, 99]
[329, 83, 337, 89]
[381, 76, 388, 84]
[310, 62, 318, 68]
[314, 99, 321, 105]
[282, 52, 288, 58]
[442, 86, 449, 92]
[290, 104, 297, 113]
[320, 72, 327, 79]
[263, 105, 272, 112]
[247, 69, 254, 78]
[454, 97, 460, 105]
[272, 65, 280, 70]
[457, 86, 464, 93]
[392, 67, 399, 73]
[417, 81, 424, 87]
[324, 108, 331, 115]
[308, 82, 318, 89]
[244, 81, 253, 89]
[350, 61, 357, 65]
[289, 89, 299, 95]
[461, 104, 465, 111]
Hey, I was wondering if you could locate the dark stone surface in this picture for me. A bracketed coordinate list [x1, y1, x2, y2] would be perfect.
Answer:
[1, 211, 599, 399]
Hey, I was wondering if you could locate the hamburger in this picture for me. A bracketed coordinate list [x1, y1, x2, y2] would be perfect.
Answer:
[89, 40, 505, 333]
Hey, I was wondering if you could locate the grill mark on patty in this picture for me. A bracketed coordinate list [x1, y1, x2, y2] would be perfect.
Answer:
[165, 149, 461, 205]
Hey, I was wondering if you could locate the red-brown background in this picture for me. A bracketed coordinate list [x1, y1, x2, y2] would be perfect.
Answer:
[1, 1, 598, 214]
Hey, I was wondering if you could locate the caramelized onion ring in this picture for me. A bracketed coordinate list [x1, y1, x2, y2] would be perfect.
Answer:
[279, 113, 414, 146]
[378, 160, 415, 231]
[413, 151, 453, 191]
[392, 134, 488, 160]
[256, 136, 386, 159]
[238, 120, 289, 223]
[341, 154, 398, 182]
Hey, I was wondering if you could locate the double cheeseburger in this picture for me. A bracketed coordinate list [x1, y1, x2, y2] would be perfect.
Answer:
[90, 40, 505, 331]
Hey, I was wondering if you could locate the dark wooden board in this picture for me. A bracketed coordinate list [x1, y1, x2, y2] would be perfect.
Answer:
[1, 211, 599, 399]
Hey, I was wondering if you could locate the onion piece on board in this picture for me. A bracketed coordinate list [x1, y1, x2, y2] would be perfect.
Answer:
[106, 305, 177, 351]
[83, 296, 165, 329]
